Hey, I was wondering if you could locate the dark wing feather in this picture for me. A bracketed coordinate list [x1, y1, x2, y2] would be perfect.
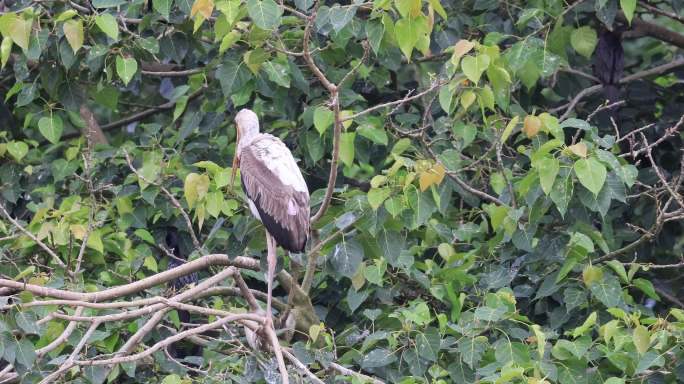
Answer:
[240, 135, 310, 252]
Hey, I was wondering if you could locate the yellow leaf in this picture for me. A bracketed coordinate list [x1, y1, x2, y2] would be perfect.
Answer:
[568, 142, 588, 158]
[63, 19, 84, 53]
[419, 163, 445, 191]
[523, 115, 541, 138]
[70, 224, 87, 240]
[8, 16, 31, 51]
[184, 172, 210, 209]
[191, 0, 215, 19]
[451, 39, 474, 67]
[582, 264, 603, 287]
[351, 262, 366, 290]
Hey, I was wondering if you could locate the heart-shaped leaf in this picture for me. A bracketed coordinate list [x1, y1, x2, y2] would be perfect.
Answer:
[246, 0, 282, 30]
[313, 106, 333, 135]
[7, 141, 28, 161]
[574, 157, 606, 196]
[461, 54, 490, 84]
[95, 14, 119, 40]
[63, 19, 84, 53]
[38, 115, 64, 144]
[116, 56, 138, 86]
[570, 26, 597, 59]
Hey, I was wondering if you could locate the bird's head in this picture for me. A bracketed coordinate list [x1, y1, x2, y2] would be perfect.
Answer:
[232, 108, 260, 189]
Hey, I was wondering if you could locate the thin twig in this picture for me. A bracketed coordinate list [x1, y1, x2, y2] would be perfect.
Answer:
[0, 203, 67, 270]
[141, 68, 205, 77]
[342, 80, 447, 122]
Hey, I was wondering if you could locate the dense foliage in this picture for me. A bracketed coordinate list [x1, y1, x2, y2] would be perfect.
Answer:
[1, 0, 684, 383]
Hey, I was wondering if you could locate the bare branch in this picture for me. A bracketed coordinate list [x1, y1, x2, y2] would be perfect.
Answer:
[76, 313, 263, 366]
[343, 80, 447, 122]
[0, 254, 258, 301]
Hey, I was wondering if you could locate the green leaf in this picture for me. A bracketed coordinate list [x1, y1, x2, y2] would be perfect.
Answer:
[95, 14, 119, 40]
[365, 20, 384, 54]
[632, 278, 660, 301]
[570, 26, 597, 59]
[206, 191, 224, 218]
[452, 123, 476, 148]
[55, 10, 78, 22]
[87, 230, 104, 253]
[571, 311, 597, 338]
[428, 0, 447, 19]
[460, 90, 476, 110]
[361, 348, 397, 368]
[153, 0, 173, 19]
[331, 238, 364, 278]
[461, 54, 490, 84]
[416, 327, 440, 362]
[635, 351, 665, 374]
[574, 157, 606, 196]
[38, 115, 64, 145]
[313, 106, 333, 135]
[395, 0, 421, 18]
[536, 156, 559, 195]
[91, 0, 126, 7]
[162, 374, 182, 384]
[246, 0, 282, 30]
[263, 61, 290, 88]
[1, 36, 11, 69]
[620, 0, 636, 24]
[173, 95, 188, 122]
[368, 188, 391, 210]
[116, 56, 138, 86]
[394, 15, 427, 61]
[633, 325, 650, 355]
[357, 124, 388, 145]
[590, 273, 624, 308]
[340, 132, 355, 167]
[7, 141, 28, 161]
[219, 30, 241, 54]
[63, 19, 84, 53]
[15, 338, 36, 369]
[134, 229, 155, 244]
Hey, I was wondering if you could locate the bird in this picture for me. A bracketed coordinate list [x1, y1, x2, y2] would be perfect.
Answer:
[593, 28, 624, 104]
[230, 108, 310, 326]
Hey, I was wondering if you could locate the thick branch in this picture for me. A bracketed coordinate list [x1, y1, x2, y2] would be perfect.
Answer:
[621, 11, 684, 48]
[0, 254, 258, 301]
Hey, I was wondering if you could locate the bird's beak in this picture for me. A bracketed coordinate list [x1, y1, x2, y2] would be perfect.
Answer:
[231, 124, 240, 189]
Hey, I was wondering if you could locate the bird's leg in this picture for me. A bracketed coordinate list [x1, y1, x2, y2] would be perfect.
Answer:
[265, 232, 276, 326]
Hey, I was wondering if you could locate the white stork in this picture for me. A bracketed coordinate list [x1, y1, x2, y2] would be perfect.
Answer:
[231, 108, 310, 323]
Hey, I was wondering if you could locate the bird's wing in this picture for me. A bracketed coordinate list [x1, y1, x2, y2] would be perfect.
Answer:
[240, 134, 310, 252]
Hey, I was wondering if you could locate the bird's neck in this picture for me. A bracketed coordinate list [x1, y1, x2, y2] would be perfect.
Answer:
[238, 131, 259, 154]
